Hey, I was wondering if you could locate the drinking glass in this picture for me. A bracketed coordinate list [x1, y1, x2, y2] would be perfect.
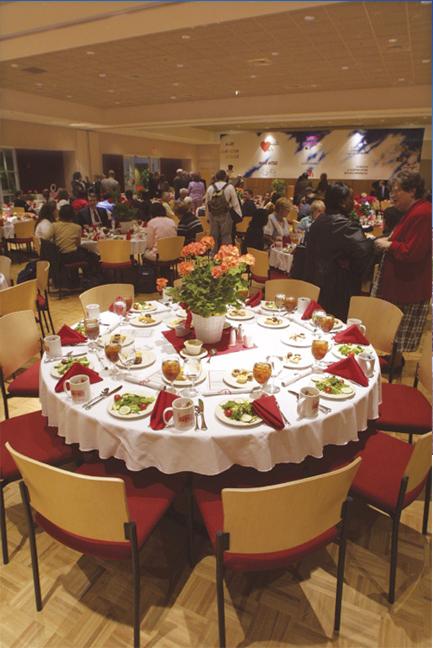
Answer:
[311, 309, 327, 334]
[284, 295, 297, 313]
[113, 299, 127, 317]
[84, 317, 100, 340]
[181, 357, 201, 398]
[104, 342, 121, 377]
[162, 355, 181, 393]
[311, 339, 329, 371]
[252, 361, 272, 398]
[265, 355, 283, 394]
[275, 293, 286, 310]
[319, 314, 335, 334]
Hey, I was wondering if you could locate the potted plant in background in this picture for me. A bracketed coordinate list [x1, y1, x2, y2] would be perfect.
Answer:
[271, 178, 288, 198]
[171, 237, 255, 343]
[112, 202, 138, 233]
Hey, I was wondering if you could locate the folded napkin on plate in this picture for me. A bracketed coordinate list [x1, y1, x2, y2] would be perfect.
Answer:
[280, 369, 312, 387]
[201, 387, 252, 397]
[55, 362, 102, 393]
[246, 290, 263, 307]
[150, 390, 177, 430]
[333, 324, 369, 345]
[326, 355, 368, 387]
[301, 300, 324, 320]
[252, 394, 284, 429]
[123, 374, 164, 391]
[57, 324, 87, 346]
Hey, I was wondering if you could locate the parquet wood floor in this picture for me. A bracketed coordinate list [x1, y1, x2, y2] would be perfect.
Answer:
[1, 268, 431, 648]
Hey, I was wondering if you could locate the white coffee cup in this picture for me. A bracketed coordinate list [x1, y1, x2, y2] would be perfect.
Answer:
[44, 334, 62, 359]
[163, 397, 195, 431]
[297, 297, 311, 315]
[86, 303, 100, 320]
[184, 339, 203, 356]
[297, 386, 320, 418]
[357, 351, 375, 377]
[347, 318, 367, 336]
[64, 374, 91, 403]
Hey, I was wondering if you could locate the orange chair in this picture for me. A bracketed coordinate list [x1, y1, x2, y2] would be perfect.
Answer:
[4, 220, 35, 260]
[247, 247, 269, 286]
[35, 260, 55, 336]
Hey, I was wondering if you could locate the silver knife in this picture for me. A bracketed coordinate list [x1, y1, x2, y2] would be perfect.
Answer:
[84, 384, 123, 410]
[198, 398, 208, 431]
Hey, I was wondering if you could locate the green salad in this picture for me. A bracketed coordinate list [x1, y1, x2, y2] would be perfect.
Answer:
[221, 400, 259, 423]
[338, 344, 364, 357]
[264, 301, 277, 309]
[111, 392, 155, 416]
[312, 376, 353, 395]
[74, 321, 86, 334]
[54, 356, 90, 375]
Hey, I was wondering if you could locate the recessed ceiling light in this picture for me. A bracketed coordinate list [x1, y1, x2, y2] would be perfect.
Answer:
[310, 83, 318, 88]
[10, 63, 19, 68]
[176, 63, 184, 68]
[341, 66, 349, 70]
[235, 90, 240, 96]
[86, 50, 95, 55]
[388, 38, 398, 43]
[114, 101, 120, 105]
[398, 77, 406, 82]
[35, 82, 43, 87]
[170, 95, 177, 100]
[181, 34, 191, 40]
[66, 94, 72, 99]
[250, 74, 257, 79]
[304, 15, 315, 21]
[98, 73, 107, 78]
[108, 89, 115, 93]
[422, 58, 431, 63]
[271, 51, 279, 56]
[172, 81, 180, 86]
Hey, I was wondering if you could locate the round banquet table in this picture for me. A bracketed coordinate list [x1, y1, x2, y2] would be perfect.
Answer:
[40, 304, 381, 475]
[81, 233, 147, 257]
[269, 246, 294, 274]
[0, 217, 34, 240]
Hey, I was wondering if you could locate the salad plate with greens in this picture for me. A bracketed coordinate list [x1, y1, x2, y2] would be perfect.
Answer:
[216, 398, 262, 427]
[332, 343, 370, 359]
[50, 356, 91, 378]
[310, 375, 355, 400]
[108, 390, 156, 419]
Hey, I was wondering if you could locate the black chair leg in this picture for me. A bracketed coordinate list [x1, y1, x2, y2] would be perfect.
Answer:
[46, 298, 55, 334]
[19, 481, 42, 611]
[389, 514, 401, 604]
[423, 469, 431, 535]
[125, 522, 140, 648]
[186, 488, 194, 567]
[334, 498, 350, 633]
[216, 532, 229, 648]
[1, 373, 10, 420]
[0, 483, 9, 565]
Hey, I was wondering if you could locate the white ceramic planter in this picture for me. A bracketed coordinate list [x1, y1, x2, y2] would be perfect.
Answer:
[192, 313, 225, 344]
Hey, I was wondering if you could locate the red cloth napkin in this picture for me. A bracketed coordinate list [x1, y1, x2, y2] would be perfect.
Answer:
[246, 290, 263, 307]
[57, 324, 87, 346]
[162, 327, 254, 356]
[333, 324, 369, 345]
[185, 310, 192, 330]
[252, 395, 284, 430]
[301, 300, 323, 320]
[150, 390, 177, 430]
[108, 296, 133, 312]
[326, 355, 368, 387]
[55, 362, 102, 393]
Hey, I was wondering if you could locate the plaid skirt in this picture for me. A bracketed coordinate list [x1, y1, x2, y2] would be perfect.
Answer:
[395, 300, 430, 352]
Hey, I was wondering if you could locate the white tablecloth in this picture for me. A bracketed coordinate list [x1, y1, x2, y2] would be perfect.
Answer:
[269, 247, 294, 274]
[81, 234, 147, 257]
[40, 306, 381, 475]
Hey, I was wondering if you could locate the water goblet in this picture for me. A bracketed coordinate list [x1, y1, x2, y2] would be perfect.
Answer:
[181, 357, 201, 398]
[265, 355, 283, 394]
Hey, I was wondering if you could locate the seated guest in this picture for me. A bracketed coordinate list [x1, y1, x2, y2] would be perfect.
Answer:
[298, 199, 325, 232]
[161, 191, 176, 219]
[124, 190, 150, 221]
[242, 208, 268, 253]
[56, 189, 70, 210]
[143, 202, 177, 261]
[35, 201, 57, 241]
[97, 192, 115, 214]
[13, 190, 29, 212]
[242, 189, 258, 217]
[298, 192, 316, 219]
[264, 197, 292, 243]
[175, 202, 203, 244]
[71, 191, 88, 214]
[53, 204, 99, 273]
[78, 193, 109, 228]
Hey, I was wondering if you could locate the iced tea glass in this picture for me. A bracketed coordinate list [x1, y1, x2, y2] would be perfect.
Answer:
[252, 361, 272, 398]
[104, 342, 121, 377]
[162, 356, 181, 393]
[311, 339, 329, 371]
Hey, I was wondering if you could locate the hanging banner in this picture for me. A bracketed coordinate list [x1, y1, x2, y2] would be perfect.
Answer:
[220, 128, 424, 180]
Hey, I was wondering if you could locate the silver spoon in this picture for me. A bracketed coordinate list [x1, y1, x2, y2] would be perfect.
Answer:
[207, 348, 217, 364]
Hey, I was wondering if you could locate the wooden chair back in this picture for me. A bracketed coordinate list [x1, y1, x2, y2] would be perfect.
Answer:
[348, 296, 403, 354]
[14, 220, 35, 239]
[0, 279, 37, 316]
[0, 255, 12, 285]
[32, 235, 41, 256]
[265, 278, 320, 301]
[157, 236, 185, 262]
[79, 284, 134, 314]
[36, 261, 50, 293]
[236, 217, 252, 234]
[199, 216, 210, 235]
[247, 247, 269, 278]
[13, 207, 25, 216]
[98, 239, 131, 264]
[6, 443, 130, 542]
[405, 432, 432, 493]
[417, 335, 432, 394]
[222, 459, 361, 553]
[0, 310, 40, 378]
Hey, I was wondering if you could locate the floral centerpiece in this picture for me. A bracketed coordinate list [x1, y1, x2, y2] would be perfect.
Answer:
[170, 237, 255, 343]
[351, 193, 380, 226]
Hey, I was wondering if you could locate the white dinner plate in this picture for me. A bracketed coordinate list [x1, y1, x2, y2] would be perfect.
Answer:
[162, 369, 207, 387]
[257, 316, 290, 329]
[107, 389, 156, 419]
[50, 357, 93, 378]
[180, 348, 208, 360]
[98, 332, 134, 348]
[223, 369, 258, 389]
[166, 317, 187, 329]
[310, 374, 355, 400]
[260, 301, 283, 312]
[226, 308, 255, 321]
[305, 318, 345, 332]
[332, 344, 370, 360]
[129, 315, 162, 328]
[281, 330, 313, 347]
[116, 349, 156, 370]
[215, 398, 262, 427]
[130, 302, 158, 314]
[283, 351, 313, 370]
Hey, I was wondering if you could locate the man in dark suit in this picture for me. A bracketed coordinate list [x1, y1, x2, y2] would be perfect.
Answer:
[77, 193, 109, 227]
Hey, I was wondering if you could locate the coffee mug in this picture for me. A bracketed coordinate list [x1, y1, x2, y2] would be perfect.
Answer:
[64, 374, 91, 404]
[163, 397, 195, 431]
[297, 386, 320, 418]
[297, 297, 311, 315]
[86, 303, 100, 319]
[357, 351, 375, 377]
[347, 318, 367, 336]
[44, 334, 62, 359]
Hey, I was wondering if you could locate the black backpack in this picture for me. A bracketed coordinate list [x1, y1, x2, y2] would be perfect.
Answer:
[208, 183, 230, 218]
[17, 261, 36, 284]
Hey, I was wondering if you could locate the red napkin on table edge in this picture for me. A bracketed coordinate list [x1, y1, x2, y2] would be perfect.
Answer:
[301, 300, 324, 320]
[108, 296, 133, 312]
[150, 390, 177, 430]
[326, 355, 368, 387]
[185, 309, 192, 330]
[57, 324, 87, 346]
[333, 324, 369, 345]
[55, 362, 103, 393]
[246, 290, 263, 307]
[162, 327, 254, 356]
[252, 394, 285, 430]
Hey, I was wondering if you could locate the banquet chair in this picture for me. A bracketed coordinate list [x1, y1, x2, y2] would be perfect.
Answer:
[347, 296, 403, 382]
[0, 310, 41, 419]
[0, 412, 76, 564]
[79, 283, 135, 315]
[0, 255, 13, 287]
[350, 431, 431, 603]
[247, 247, 269, 286]
[235, 217, 252, 243]
[265, 278, 320, 301]
[57, 253, 88, 301]
[5, 220, 35, 260]
[193, 459, 361, 647]
[6, 447, 185, 648]
[12, 207, 25, 216]
[98, 239, 132, 283]
[0, 278, 37, 317]
[199, 216, 210, 235]
[148, 236, 185, 283]
[370, 337, 431, 443]
[36, 261, 55, 336]
[32, 235, 41, 257]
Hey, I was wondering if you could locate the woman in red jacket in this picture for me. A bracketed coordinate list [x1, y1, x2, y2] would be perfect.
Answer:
[374, 171, 431, 366]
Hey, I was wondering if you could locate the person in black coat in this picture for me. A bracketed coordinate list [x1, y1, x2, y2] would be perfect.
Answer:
[77, 194, 109, 227]
[242, 208, 268, 253]
[304, 182, 374, 321]
[241, 189, 258, 217]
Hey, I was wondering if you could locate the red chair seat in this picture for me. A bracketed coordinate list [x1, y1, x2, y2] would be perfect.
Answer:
[8, 360, 40, 397]
[351, 432, 426, 514]
[194, 485, 337, 571]
[12, 237, 32, 244]
[101, 261, 132, 269]
[35, 460, 186, 560]
[373, 383, 432, 434]
[251, 273, 267, 284]
[1, 411, 75, 482]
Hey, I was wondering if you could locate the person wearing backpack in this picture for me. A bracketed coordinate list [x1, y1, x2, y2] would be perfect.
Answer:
[205, 169, 242, 253]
